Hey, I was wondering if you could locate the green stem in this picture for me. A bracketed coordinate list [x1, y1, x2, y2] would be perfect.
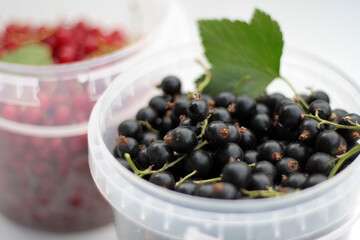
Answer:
[280, 76, 309, 110]
[197, 118, 209, 139]
[175, 170, 197, 188]
[248, 163, 256, 167]
[195, 59, 212, 93]
[193, 176, 222, 184]
[328, 144, 360, 178]
[241, 187, 287, 198]
[138, 120, 160, 134]
[124, 153, 142, 176]
[305, 111, 360, 130]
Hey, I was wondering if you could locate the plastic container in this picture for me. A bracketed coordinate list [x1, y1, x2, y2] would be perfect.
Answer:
[88, 44, 360, 240]
[0, 0, 175, 232]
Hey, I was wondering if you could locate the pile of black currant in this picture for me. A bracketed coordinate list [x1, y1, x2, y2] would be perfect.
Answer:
[113, 75, 360, 199]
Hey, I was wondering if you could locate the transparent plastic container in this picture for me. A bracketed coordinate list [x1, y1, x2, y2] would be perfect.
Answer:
[0, 0, 174, 232]
[88, 44, 360, 240]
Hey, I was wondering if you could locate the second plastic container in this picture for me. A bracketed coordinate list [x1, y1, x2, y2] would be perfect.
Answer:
[88, 44, 360, 240]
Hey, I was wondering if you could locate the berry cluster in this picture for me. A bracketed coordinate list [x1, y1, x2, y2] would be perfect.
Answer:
[0, 131, 113, 231]
[113, 76, 360, 199]
[0, 21, 127, 63]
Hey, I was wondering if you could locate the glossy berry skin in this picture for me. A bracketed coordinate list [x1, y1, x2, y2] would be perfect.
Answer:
[332, 109, 348, 122]
[278, 103, 304, 129]
[338, 113, 360, 143]
[136, 107, 158, 127]
[205, 121, 231, 145]
[257, 140, 284, 163]
[165, 126, 197, 154]
[255, 103, 271, 116]
[116, 136, 139, 158]
[275, 98, 293, 113]
[146, 140, 174, 169]
[209, 107, 232, 123]
[238, 127, 257, 151]
[243, 150, 258, 164]
[285, 141, 313, 168]
[261, 93, 286, 112]
[140, 132, 159, 147]
[222, 161, 251, 189]
[214, 142, 244, 168]
[187, 99, 209, 122]
[308, 91, 330, 103]
[227, 124, 242, 144]
[134, 148, 149, 170]
[316, 130, 347, 156]
[173, 97, 190, 117]
[175, 181, 197, 195]
[303, 174, 327, 188]
[117, 120, 142, 140]
[231, 95, 256, 123]
[160, 76, 181, 95]
[306, 152, 334, 176]
[212, 182, 238, 199]
[194, 184, 214, 198]
[184, 150, 213, 178]
[247, 173, 273, 190]
[253, 161, 277, 182]
[298, 118, 325, 144]
[284, 173, 308, 189]
[215, 91, 235, 108]
[276, 157, 300, 177]
[250, 113, 272, 136]
[179, 118, 201, 135]
[149, 96, 168, 115]
[308, 100, 332, 120]
[149, 171, 175, 190]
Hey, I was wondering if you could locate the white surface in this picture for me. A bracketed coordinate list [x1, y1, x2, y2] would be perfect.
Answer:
[1, 0, 360, 239]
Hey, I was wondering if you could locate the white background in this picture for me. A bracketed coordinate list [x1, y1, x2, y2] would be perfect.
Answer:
[1, 0, 360, 239]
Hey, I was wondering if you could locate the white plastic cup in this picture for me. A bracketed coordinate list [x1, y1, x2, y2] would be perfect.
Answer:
[0, 0, 175, 232]
[88, 44, 360, 240]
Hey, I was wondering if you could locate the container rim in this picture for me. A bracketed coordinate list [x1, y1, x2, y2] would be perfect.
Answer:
[0, 1, 173, 77]
[89, 43, 360, 213]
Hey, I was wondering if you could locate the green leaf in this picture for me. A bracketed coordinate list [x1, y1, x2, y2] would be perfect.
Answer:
[198, 9, 283, 98]
[1, 43, 53, 66]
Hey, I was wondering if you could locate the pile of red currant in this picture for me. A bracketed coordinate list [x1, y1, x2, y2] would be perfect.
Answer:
[0, 21, 127, 63]
[113, 76, 360, 199]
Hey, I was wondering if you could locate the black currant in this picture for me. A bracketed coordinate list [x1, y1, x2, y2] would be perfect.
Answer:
[284, 173, 308, 189]
[214, 142, 244, 168]
[278, 103, 304, 129]
[253, 161, 277, 182]
[209, 107, 232, 123]
[117, 119, 142, 140]
[116, 136, 139, 158]
[134, 148, 150, 170]
[194, 184, 213, 198]
[308, 100, 332, 120]
[179, 118, 201, 135]
[306, 152, 334, 176]
[146, 140, 174, 169]
[136, 107, 158, 127]
[173, 97, 190, 117]
[222, 161, 251, 189]
[285, 141, 313, 168]
[175, 181, 197, 195]
[316, 130, 347, 156]
[243, 150, 258, 164]
[160, 76, 181, 95]
[250, 113, 272, 136]
[164, 126, 197, 154]
[247, 173, 273, 191]
[227, 124, 242, 144]
[140, 131, 159, 147]
[214, 91, 235, 108]
[149, 96, 168, 115]
[337, 113, 360, 143]
[149, 171, 175, 190]
[229, 95, 256, 123]
[212, 182, 238, 199]
[255, 103, 271, 116]
[276, 157, 299, 178]
[308, 90, 330, 104]
[274, 98, 293, 113]
[303, 174, 327, 188]
[262, 92, 286, 112]
[298, 118, 325, 145]
[117, 158, 132, 171]
[204, 121, 231, 145]
[332, 109, 348, 122]
[238, 127, 257, 151]
[187, 99, 209, 122]
[257, 140, 285, 163]
[184, 150, 213, 178]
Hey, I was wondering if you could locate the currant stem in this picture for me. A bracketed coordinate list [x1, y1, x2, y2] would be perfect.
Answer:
[193, 176, 222, 185]
[124, 153, 142, 176]
[195, 59, 212, 93]
[280, 76, 309, 110]
[305, 111, 360, 130]
[197, 118, 209, 139]
[138, 120, 160, 134]
[175, 170, 197, 188]
[241, 187, 287, 198]
[328, 144, 360, 178]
